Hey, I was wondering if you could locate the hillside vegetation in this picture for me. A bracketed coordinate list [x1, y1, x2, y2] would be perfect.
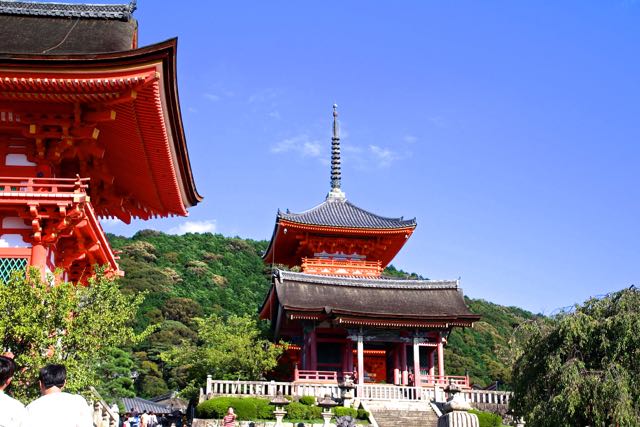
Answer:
[106, 230, 537, 398]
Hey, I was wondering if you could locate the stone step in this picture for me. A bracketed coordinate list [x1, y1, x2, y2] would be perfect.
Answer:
[371, 407, 438, 427]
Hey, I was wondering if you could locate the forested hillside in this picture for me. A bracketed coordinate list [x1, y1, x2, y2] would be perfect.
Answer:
[105, 230, 538, 398]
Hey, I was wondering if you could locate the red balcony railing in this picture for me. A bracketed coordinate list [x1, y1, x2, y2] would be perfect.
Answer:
[0, 176, 89, 201]
[293, 366, 338, 382]
[301, 257, 382, 277]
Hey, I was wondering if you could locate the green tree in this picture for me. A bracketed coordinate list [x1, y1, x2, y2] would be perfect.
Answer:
[510, 287, 640, 426]
[95, 347, 137, 402]
[162, 314, 284, 398]
[0, 270, 147, 402]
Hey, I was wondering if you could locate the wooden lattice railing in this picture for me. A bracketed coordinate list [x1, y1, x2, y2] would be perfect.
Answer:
[301, 257, 382, 277]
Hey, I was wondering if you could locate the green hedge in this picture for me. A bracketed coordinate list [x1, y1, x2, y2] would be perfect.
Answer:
[298, 395, 316, 406]
[469, 410, 503, 427]
[284, 401, 322, 420]
[196, 396, 372, 422]
[334, 407, 358, 418]
[196, 397, 275, 420]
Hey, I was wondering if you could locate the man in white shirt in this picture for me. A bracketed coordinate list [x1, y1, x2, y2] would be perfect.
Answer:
[0, 354, 26, 427]
[25, 364, 92, 427]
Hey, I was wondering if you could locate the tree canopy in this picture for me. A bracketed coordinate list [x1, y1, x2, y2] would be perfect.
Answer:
[510, 287, 640, 426]
[161, 314, 284, 399]
[0, 270, 147, 402]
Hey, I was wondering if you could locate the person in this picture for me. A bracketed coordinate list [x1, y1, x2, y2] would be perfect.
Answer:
[25, 364, 92, 427]
[123, 413, 132, 427]
[140, 410, 149, 427]
[0, 354, 27, 427]
[148, 411, 158, 427]
[222, 407, 236, 427]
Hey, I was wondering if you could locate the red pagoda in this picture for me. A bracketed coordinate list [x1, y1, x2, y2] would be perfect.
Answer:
[260, 106, 480, 388]
[0, 1, 200, 282]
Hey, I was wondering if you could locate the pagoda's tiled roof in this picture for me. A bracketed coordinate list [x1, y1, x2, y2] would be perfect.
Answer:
[0, 1, 136, 20]
[265, 270, 479, 322]
[278, 198, 416, 230]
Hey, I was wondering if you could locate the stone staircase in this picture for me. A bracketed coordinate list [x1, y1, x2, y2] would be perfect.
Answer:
[366, 401, 439, 427]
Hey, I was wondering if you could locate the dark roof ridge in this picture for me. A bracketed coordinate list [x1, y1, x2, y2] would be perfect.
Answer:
[0, 0, 136, 20]
[275, 269, 459, 290]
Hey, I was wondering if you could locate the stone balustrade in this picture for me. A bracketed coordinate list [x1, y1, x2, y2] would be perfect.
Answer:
[203, 377, 512, 407]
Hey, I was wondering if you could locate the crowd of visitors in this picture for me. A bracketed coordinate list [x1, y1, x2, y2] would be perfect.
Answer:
[0, 355, 92, 427]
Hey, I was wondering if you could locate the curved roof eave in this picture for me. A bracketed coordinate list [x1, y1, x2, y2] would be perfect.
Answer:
[0, 38, 203, 208]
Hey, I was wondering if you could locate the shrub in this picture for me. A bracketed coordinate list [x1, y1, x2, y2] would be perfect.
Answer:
[255, 399, 275, 419]
[306, 405, 322, 419]
[356, 408, 369, 420]
[233, 398, 258, 420]
[334, 407, 358, 418]
[196, 397, 230, 418]
[298, 396, 316, 406]
[469, 410, 502, 427]
[285, 402, 308, 420]
[196, 397, 273, 420]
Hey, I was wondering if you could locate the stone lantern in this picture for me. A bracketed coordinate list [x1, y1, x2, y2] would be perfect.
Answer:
[437, 384, 479, 427]
[269, 391, 290, 427]
[317, 394, 339, 427]
[338, 374, 356, 407]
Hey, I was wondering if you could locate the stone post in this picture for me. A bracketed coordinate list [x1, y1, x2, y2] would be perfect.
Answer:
[206, 374, 213, 396]
[437, 385, 479, 427]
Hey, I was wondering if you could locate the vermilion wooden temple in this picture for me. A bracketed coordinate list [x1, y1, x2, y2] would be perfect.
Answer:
[0, 1, 200, 282]
[260, 106, 480, 388]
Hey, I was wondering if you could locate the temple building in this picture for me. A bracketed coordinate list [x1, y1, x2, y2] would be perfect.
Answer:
[0, 1, 200, 282]
[260, 106, 480, 388]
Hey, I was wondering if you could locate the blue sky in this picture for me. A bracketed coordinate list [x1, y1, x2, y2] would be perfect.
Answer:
[98, 0, 640, 314]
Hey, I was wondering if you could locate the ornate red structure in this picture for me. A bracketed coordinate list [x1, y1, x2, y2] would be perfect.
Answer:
[0, 1, 200, 282]
[261, 106, 479, 388]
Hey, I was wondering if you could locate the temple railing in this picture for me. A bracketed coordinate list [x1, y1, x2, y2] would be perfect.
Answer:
[204, 378, 339, 400]
[420, 374, 470, 388]
[356, 384, 434, 401]
[0, 176, 89, 200]
[301, 257, 382, 277]
[461, 389, 511, 406]
[203, 378, 513, 406]
[293, 366, 338, 382]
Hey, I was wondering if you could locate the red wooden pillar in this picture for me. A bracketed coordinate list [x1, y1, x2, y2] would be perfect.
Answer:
[30, 243, 47, 280]
[428, 348, 435, 377]
[413, 339, 421, 387]
[342, 342, 350, 376]
[393, 343, 401, 385]
[401, 343, 408, 385]
[309, 329, 318, 371]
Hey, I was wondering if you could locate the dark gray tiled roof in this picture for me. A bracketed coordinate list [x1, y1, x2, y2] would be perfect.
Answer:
[271, 270, 479, 320]
[278, 198, 416, 229]
[121, 397, 171, 414]
[0, 1, 136, 20]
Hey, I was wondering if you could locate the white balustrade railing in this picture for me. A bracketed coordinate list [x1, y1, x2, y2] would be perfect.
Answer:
[203, 377, 512, 406]
[462, 389, 511, 406]
[206, 379, 339, 399]
[356, 384, 428, 401]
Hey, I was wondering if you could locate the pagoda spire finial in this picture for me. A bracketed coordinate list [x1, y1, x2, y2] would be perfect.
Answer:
[328, 104, 346, 200]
